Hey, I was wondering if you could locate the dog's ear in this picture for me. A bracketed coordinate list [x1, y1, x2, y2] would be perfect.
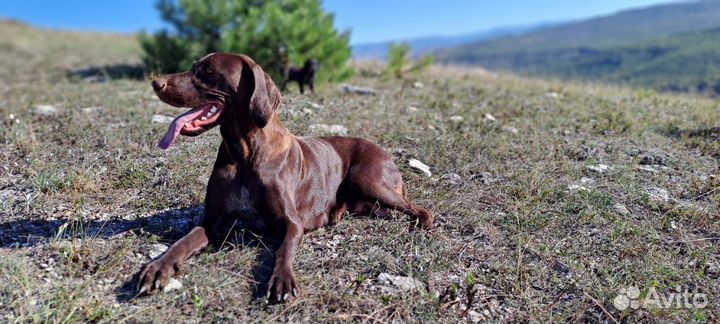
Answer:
[239, 55, 281, 128]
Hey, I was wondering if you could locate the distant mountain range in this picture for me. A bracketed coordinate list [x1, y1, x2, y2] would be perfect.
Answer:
[350, 22, 560, 60]
[434, 0, 720, 94]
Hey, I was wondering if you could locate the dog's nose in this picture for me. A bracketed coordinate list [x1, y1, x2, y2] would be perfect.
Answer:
[151, 79, 166, 92]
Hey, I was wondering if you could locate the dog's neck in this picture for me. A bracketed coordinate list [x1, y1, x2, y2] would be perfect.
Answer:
[220, 115, 292, 166]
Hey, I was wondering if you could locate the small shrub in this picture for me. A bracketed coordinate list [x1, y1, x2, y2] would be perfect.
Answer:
[385, 42, 433, 78]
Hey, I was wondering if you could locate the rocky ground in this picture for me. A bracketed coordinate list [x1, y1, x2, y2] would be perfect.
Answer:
[1, 21, 719, 323]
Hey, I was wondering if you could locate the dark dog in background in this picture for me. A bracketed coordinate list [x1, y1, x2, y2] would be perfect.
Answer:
[280, 59, 319, 94]
[140, 53, 432, 302]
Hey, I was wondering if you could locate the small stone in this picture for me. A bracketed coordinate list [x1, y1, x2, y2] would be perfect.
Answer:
[586, 164, 610, 174]
[483, 114, 497, 122]
[501, 126, 519, 134]
[284, 108, 312, 117]
[163, 278, 183, 292]
[403, 106, 420, 113]
[339, 84, 376, 95]
[637, 165, 657, 173]
[81, 106, 103, 114]
[545, 92, 560, 99]
[408, 158, 432, 177]
[147, 244, 168, 259]
[0, 189, 16, 200]
[151, 115, 174, 124]
[639, 154, 667, 166]
[449, 115, 464, 122]
[475, 172, 502, 184]
[645, 187, 671, 204]
[376, 273, 424, 294]
[706, 261, 718, 276]
[442, 173, 462, 185]
[567, 184, 589, 192]
[34, 105, 58, 116]
[413, 81, 424, 89]
[468, 310, 482, 323]
[309, 102, 323, 109]
[308, 124, 348, 136]
[579, 177, 596, 185]
[613, 203, 630, 216]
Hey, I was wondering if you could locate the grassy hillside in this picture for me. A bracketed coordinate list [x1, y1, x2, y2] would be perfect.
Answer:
[351, 22, 558, 60]
[1, 22, 719, 323]
[0, 20, 141, 81]
[436, 0, 720, 94]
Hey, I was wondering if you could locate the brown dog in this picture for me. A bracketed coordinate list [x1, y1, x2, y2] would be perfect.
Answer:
[139, 53, 432, 302]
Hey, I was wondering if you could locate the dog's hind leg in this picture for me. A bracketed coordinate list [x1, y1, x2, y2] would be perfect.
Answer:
[353, 180, 433, 229]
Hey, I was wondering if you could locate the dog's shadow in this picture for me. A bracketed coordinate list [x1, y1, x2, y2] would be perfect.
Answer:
[0, 205, 278, 304]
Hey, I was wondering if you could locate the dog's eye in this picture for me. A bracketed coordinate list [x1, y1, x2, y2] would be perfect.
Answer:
[195, 68, 214, 79]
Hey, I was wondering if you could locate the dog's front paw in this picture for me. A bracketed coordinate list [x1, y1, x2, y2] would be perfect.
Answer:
[267, 266, 300, 303]
[137, 258, 180, 295]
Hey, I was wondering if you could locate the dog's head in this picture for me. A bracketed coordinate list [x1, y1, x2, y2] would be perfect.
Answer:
[304, 59, 319, 73]
[152, 53, 281, 150]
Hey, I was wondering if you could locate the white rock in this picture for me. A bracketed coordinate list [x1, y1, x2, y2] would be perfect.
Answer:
[468, 310, 483, 323]
[637, 165, 657, 173]
[476, 172, 501, 184]
[580, 177, 596, 185]
[0, 189, 15, 200]
[442, 173, 462, 185]
[339, 84, 376, 95]
[613, 203, 630, 215]
[163, 278, 183, 292]
[586, 164, 610, 174]
[449, 115, 464, 122]
[376, 273, 424, 294]
[309, 102, 323, 109]
[284, 108, 312, 117]
[147, 243, 168, 259]
[567, 184, 589, 192]
[404, 106, 420, 113]
[545, 92, 560, 99]
[151, 115, 175, 124]
[81, 106, 103, 114]
[413, 81, 424, 89]
[501, 125, 519, 134]
[483, 114, 497, 122]
[408, 158, 432, 177]
[34, 105, 58, 116]
[309, 124, 348, 136]
[645, 187, 670, 204]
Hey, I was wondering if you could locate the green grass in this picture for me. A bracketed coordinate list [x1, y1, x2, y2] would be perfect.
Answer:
[0, 21, 719, 323]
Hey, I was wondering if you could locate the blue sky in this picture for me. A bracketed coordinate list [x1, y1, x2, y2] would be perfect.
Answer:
[0, 0, 675, 44]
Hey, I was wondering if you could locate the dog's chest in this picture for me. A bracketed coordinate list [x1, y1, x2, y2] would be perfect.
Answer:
[224, 185, 264, 228]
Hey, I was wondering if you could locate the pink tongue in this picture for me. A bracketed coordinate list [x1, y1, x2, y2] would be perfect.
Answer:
[157, 107, 207, 150]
